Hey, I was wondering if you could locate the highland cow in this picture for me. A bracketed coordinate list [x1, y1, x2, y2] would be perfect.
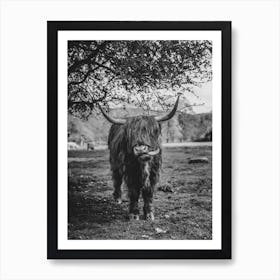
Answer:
[98, 94, 181, 220]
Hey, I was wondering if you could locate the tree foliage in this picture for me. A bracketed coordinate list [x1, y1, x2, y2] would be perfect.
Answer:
[68, 40, 212, 118]
[162, 115, 183, 143]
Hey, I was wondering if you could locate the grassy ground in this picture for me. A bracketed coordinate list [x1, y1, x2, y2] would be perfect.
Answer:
[68, 145, 212, 240]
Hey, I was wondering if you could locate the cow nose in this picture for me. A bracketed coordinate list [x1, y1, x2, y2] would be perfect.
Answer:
[134, 145, 148, 154]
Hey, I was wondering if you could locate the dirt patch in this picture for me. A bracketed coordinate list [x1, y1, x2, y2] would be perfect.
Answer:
[68, 146, 212, 240]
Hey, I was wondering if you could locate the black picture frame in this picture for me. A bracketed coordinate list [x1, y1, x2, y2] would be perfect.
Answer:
[47, 21, 231, 259]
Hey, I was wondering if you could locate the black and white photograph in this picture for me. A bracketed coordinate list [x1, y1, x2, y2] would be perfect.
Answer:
[68, 39, 213, 239]
[48, 21, 231, 259]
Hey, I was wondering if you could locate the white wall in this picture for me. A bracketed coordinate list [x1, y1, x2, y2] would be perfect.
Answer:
[0, 0, 279, 279]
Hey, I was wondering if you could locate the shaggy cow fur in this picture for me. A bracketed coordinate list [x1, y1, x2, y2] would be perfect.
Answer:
[108, 116, 162, 220]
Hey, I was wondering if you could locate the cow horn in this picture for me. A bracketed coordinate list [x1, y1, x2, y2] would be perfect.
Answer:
[154, 93, 182, 122]
[98, 104, 126, 125]
[147, 148, 160, 156]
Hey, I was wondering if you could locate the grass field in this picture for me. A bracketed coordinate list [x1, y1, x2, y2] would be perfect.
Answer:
[68, 145, 212, 240]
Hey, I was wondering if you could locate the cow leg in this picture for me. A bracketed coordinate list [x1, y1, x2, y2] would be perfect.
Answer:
[112, 171, 122, 204]
[142, 186, 155, 221]
[128, 186, 140, 220]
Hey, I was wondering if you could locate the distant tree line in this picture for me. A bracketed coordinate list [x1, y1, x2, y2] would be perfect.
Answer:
[68, 110, 212, 145]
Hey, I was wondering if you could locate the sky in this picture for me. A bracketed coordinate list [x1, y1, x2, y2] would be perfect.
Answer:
[109, 81, 212, 115]
[186, 82, 212, 114]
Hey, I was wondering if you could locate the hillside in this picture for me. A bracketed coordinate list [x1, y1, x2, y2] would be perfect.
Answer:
[68, 108, 212, 146]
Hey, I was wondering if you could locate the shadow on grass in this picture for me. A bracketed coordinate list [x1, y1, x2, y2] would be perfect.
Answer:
[68, 193, 130, 239]
[69, 194, 127, 225]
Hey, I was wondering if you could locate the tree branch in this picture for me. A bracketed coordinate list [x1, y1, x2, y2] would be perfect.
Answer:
[68, 89, 108, 109]
[92, 61, 118, 75]
[68, 66, 100, 87]
[68, 41, 107, 74]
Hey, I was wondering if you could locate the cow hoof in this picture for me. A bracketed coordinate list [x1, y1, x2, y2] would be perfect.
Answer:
[145, 213, 155, 221]
[129, 214, 140, 221]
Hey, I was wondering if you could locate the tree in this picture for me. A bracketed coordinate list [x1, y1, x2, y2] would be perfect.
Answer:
[162, 115, 183, 143]
[68, 40, 212, 118]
